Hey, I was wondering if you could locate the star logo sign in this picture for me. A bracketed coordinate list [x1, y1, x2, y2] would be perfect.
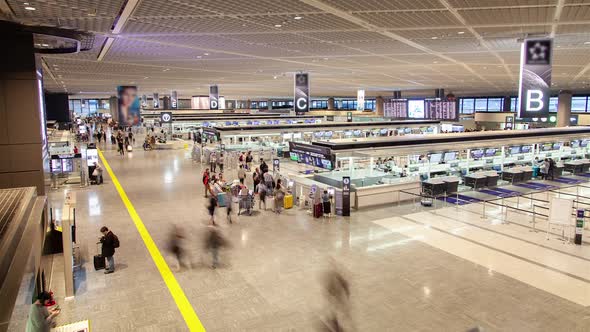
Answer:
[297, 74, 307, 84]
[529, 42, 547, 61]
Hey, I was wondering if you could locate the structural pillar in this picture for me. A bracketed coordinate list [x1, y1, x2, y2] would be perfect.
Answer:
[327, 97, 335, 110]
[557, 90, 572, 127]
[503, 96, 511, 112]
[376, 96, 384, 116]
[0, 22, 46, 194]
[109, 96, 118, 122]
[246, 99, 251, 110]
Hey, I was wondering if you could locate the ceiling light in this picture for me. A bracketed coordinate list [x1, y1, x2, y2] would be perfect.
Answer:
[23, 2, 29, 4]
[585, 42, 590, 45]
[24, 6, 36, 10]
[433, 61, 438, 64]
[323, 57, 329, 60]
[457, 31, 465, 35]
[204, 53, 209, 56]
[273, 75, 277, 79]
[294, 16, 302, 20]
[196, 55, 202, 59]
[143, 76, 149, 79]
[274, 24, 282, 28]
[163, 68, 170, 71]
[431, 36, 438, 40]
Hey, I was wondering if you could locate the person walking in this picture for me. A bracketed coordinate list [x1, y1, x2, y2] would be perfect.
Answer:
[168, 225, 188, 271]
[260, 158, 269, 174]
[93, 162, 104, 184]
[246, 151, 253, 170]
[274, 178, 285, 214]
[116, 131, 125, 156]
[99, 226, 119, 274]
[210, 152, 217, 173]
[204, 225, 229, 269]
[253, 167, 261, 193]
[238, 165, 246, 184]
[548, 158, 556, 180]
[26, 291, 60, 332]
[257, 181, 267, 210]
[218, 153, 225, 173]
[207, 196, 217, 226]
[202, 168, 211, 198]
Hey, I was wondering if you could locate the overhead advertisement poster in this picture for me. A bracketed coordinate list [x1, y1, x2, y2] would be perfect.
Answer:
[408, 100, 425, 118]
[209, 85, 219, 110]
[518, 38, 553, 119]
[356, 89, 365, 111]
[117, 86, 141, 126]
[294, 73, 309, 114]
[171, 90, 178, 109]
[383, 99, 408, 118]
[153, 92, 160, 109]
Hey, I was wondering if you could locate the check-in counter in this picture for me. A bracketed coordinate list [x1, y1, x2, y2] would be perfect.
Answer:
[564, 159, 590, 174]
[422, 176, 460, 196]
[465, 171, 499, 189]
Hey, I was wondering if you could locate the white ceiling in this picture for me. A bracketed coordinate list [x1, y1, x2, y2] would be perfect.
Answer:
[5, 0, 590, 99]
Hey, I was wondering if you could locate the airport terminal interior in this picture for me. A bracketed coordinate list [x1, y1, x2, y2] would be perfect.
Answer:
[3, 1, 590, 331]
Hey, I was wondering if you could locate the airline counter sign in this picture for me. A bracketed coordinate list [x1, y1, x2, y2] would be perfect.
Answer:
[171, 91, 178, 109]
[294, 73, 309, 114]
[518, 38, 553, 119]
[209, 85, 219, 110]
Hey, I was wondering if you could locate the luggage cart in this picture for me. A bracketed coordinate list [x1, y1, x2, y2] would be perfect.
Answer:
[238, 194, 255, 216]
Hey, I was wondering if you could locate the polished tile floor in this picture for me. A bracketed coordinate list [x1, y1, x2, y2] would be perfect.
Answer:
[10, 139, 590, 331]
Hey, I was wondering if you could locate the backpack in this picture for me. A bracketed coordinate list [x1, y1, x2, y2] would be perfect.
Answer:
[113, 234, 120, 248]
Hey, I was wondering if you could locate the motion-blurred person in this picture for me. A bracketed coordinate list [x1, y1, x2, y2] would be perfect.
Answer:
[238, 164, 246, 184]
[319, 260, 353, 332]
[168, 225, 189, 271]
[260, 158, 269, 174]
[246, 151, 253, 170]
[253, 167, 261, 193]
[202, 168, 211, 198]
[207, 196, 217, 226]
[93, 162, 103, 184]
[203, 225, 229, 269]
[274, 178, 285, 214]
[26, 291, 60, 332]
[218, 153, 224, 173]
[257, 181, 267, 210]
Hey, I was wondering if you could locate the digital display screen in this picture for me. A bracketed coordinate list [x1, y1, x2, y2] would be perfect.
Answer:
[408, 100, 425, 118]
[471, 149, 484, 159]
[314, 131, 324, 138]
[542, 143, 553, 151]
[51, 159, 62, 173]
[273, 120, 280, 125]
[289, 152, 298, 161]
[353, 130, 362, 137]
[553, 142, 562, 150]
[509, 146, 521, 154]
[325, 131, 333, 138]
[429, 153, 442, 163]
[293, 133, 302, 139]
[485, 148, 497, 157]
[581, 140, 588, 147]
[379, 129, 388, 135]
[571, 140, 580, 148]
[225, 121, 231, 126]
[444, 152, 457, 161]
[521, 145, 531, 153]
[344, 131, 353, 137]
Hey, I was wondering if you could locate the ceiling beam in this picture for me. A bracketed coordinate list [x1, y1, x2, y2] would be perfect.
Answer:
[298, 0, 500, 89]
[550, 0, 565, 38]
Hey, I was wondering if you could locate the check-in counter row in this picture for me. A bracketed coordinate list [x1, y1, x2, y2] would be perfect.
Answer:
[421, 176, 460, 196]
[464, 171, 499, 189]
[563, 159, 590, 174]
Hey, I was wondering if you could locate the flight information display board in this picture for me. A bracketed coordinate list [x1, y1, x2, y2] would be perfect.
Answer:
[383, 99, 407, 118]
[289, 142, 335, 170]
[383, 99, 458, 121]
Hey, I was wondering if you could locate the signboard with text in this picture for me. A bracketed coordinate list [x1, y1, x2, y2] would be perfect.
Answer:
[518, 38, 553, 119]
[288, 142, 334, 170]
[209, 85, 219, 110]
[170, 91, 178, 109]
[294, 73, 309, 114]
[342, 176, 351, 217]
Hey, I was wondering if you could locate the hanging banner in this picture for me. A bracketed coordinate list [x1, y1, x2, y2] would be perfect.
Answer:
[117, 86, 141, 126]
[153, 93, 160, 109]
[170, 91, 178, 109]
[518, 38, 553, 119]
[356, 89, 365, 111]
[294, 73, 309, 114]
[209, 85, 219, 110]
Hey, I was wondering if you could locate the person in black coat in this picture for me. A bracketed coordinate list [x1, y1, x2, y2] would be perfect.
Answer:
[260, 159, 269, 174]
[100, 226, 118, 274]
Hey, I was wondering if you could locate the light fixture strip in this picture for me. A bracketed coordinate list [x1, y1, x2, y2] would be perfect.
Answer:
[111, 0, 142, 34]
[96, 37, 115, 62]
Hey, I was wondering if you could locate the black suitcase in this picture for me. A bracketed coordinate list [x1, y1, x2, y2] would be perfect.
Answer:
[94, 255, 105, 270]
[94, 242, 105, 270]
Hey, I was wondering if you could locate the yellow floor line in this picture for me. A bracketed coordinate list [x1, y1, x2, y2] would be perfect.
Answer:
[98, 149, 206, 332]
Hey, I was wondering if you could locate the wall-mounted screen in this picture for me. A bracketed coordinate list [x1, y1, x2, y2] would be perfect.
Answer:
[444, 151, 457, 161]
[353, 130, 362, 137]
[553, 142, 562, 150]
[521, 145, 531, 153]
[293, 133, 302, 139]
[325, 131, 333, 138]
[571, 140, 580, 148]
[429, 153, 443, 163]
[314, 131, 324, 138]
[581, 140, 588, 147]
[425, 101, 458, 121]
[383, 99, 408, 118]
[509, 146, 521, 154]
[471, 149, 484, 159]
[542, 143, 553, 151]
[485, 148, 497, 157]
[408, 100, 425, 118]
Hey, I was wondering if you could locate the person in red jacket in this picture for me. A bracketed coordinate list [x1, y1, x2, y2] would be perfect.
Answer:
[202, 168, 210, 198]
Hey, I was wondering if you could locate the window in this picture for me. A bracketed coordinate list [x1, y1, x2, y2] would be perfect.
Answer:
[460, 98, 474, 114]
[511, 97, 518, 112]
[365, 99, 376, 110]
[572, 96, 587, 112]
[549, 97, 558, 113]
[311, 100, 328, 109]
[487, 98, 503, 112]
[475, 98, 488, 112]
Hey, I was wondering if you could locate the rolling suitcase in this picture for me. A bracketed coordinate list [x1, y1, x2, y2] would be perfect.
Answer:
[313, 203, 323, 218]
[284, 194, 293, 209]
[127, 145, 133, 152]
[94, 243, 105, 270]
[266, 196, 275, 211]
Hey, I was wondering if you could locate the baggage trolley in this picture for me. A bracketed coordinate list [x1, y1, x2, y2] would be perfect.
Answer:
[238, 194, 254, 216]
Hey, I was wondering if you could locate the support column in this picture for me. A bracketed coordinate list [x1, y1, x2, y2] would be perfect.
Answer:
[376, 96, 384, 116]
[0, 22, 46, 194]
[557, 90, 572, 127]
[109, 96, 118, 122]
[503, 96, 512, 112]
[327, 97, 335, 110]
[246, 99, 251, 110]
